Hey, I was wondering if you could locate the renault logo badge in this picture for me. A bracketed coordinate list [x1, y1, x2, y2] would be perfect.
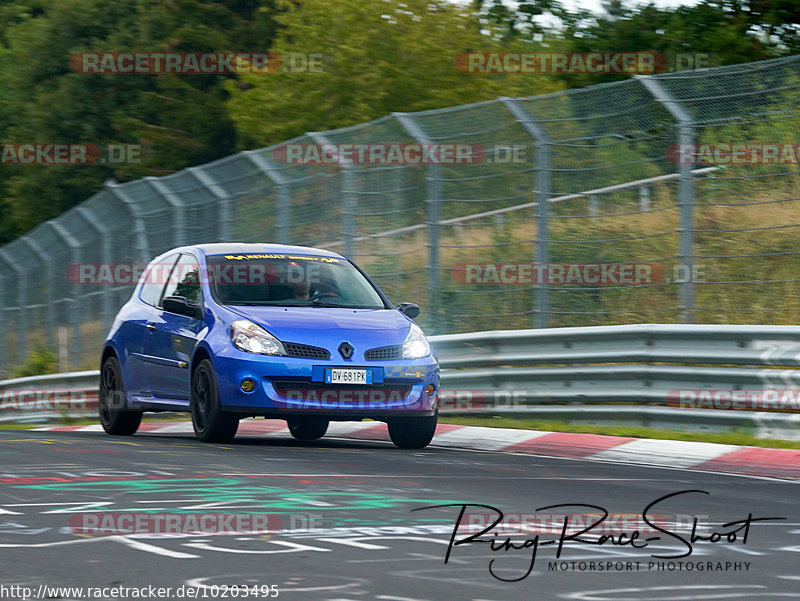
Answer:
[338, 341, 354, 359]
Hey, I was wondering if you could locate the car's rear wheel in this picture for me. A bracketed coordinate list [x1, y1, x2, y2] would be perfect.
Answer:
[191, 359, 239, 443]
[99, 355, 142, 435]
[387, 411, 437, 449]
[287, 417, 329, 440]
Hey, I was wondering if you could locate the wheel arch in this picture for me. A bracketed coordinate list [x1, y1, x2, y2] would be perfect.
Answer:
[191, 344, 214, 377]
[100, 344, 118, 366]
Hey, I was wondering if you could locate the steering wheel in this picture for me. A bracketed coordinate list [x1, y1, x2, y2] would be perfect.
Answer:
[310, 290, 344, 302]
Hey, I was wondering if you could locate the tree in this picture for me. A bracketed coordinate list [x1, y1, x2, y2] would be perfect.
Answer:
[0, 0, 281, 241]
[225, 0, 565, 148]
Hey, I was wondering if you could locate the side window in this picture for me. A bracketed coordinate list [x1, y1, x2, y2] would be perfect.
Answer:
[162, 254, 202, 306]
[139, 254, 178, 307]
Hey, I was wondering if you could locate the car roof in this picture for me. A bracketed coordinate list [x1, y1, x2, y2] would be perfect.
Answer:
[170, 243, 345, 259]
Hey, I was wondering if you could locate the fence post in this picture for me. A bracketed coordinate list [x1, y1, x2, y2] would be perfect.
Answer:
[75, 206, 114, 335]
[306, 133, 356, 257]
[243, 151, 291, 244]
[44, 221, 82, 369]
[0, 273, 5, 377]
[105, 180, 151, 264]
[21, 237, 55, 344]
[636, 75, 695, 323]
[146, 178, 186, 246]
[0, 249, 27, 363]
[499, 98, 552, 328]
[393, 113, 441, 328]
[188, 167, 233, 241]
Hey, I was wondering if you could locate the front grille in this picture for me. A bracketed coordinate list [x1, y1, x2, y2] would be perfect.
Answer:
[364, 345, 403, 361]
[273, 381, 413, 402]
[284, 342, 330, 360]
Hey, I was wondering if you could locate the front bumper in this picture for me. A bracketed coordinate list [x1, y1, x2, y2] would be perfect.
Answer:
[213, 347, 439, 419]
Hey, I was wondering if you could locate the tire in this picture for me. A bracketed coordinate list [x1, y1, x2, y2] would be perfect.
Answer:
[191, 359, 239, 443]
[388, 411, 438, 449]
[287, 417, 329, 441]
[99, 355, 142, 436]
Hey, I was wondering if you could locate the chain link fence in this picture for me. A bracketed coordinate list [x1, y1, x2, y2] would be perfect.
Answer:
[2, 55, 800, 375]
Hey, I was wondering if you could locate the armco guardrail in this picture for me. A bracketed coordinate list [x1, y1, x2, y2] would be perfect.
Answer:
[433, 324, 800, 439]
[0, 370, 98, 422]
[1, 325, 799, 438]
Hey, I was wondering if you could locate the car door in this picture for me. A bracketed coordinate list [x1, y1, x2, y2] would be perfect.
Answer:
[124, 253, 179, 399]
[141, 253, 205, 402]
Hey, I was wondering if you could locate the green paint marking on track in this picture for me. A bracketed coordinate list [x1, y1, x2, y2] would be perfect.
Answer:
[17, 477, 464, 513]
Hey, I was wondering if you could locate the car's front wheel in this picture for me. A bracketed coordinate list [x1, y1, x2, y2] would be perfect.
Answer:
[191, 359, 239, 443]
[387, 411, 438, 449]
[287, 417, 329, 440]
[99, 355, 142, 435]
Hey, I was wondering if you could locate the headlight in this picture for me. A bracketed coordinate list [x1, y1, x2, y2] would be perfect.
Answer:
[401, 323, 431, 359]
[230, 319, 286, 355]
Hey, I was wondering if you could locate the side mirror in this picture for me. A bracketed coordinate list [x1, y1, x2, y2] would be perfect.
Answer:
[162, 296, 203, 320]
[396, 302, 420, 319]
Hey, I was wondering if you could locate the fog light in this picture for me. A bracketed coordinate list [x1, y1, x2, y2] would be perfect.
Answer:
[425, 384, 436, 396]
[241, 379, 256, 393]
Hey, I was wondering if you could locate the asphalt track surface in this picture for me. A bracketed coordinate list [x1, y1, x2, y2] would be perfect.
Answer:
[0, 425, 798, 601]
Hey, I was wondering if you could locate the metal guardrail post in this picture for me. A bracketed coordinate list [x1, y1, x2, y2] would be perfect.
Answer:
[243, 151, 292, 244]
[639, 185, 651, 212]
[104, 180, 152, 264]
[188, 167, 233, 241]
[45, 221, 82, 368]
[393, 113, 441, 328]
[636, 75, 696, 322]
[500, 98, 552, 328]
[75, 206, 114, 335]
[306, 133, 356, 257]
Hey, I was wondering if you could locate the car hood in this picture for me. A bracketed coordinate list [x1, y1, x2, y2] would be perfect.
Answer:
[225, 306, 412, 349]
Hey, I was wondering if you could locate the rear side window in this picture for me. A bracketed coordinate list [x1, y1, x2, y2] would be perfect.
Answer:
[163, 254, 202, 305]
[139, 254, 178, 307]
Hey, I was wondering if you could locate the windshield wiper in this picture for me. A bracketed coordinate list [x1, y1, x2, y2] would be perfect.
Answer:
[310, 300, 382, 309]
[226, 301, 310, 306]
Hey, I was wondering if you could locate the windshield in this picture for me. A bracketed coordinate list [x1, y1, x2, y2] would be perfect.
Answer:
[206, 253, 386, 309]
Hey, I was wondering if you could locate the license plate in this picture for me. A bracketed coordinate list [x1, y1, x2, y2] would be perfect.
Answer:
[325, 368, 372, 385]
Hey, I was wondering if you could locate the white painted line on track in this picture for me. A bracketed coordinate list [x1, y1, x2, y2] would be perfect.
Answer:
[325, 422, 384, 436]
[589, 439, 741, 468]
[430, 426, 551, 451]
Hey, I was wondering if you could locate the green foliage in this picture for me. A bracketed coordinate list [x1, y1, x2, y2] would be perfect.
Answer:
[561, 2, 777, 88]
[0, 0, 280, 241]
[226, 0, 565, 148]
[12, 344, 58, 378]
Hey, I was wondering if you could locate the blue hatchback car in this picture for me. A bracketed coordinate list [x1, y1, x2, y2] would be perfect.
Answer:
[99, 243, 439, 448]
